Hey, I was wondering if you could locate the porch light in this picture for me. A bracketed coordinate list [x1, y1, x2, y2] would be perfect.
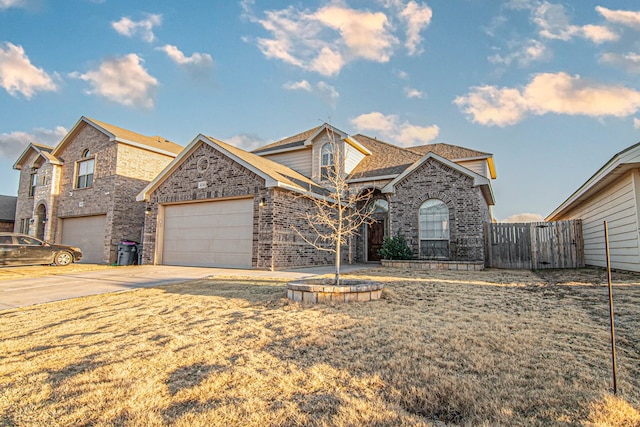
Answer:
[145, 207, 152, 215]
[259, 197, 266, 207]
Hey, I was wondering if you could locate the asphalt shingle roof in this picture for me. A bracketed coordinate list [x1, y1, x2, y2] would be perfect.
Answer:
[252, 126, 493, 180]
[0, 195, 17, 222]
[204, 136, 325, 194]
[407, 143, 490, 159]
[252, 126, 322, 154]
[86, 117, 184, 155]
[348, 135, 422, 179]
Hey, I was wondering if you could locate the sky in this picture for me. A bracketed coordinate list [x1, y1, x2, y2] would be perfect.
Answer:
[1, 0, 639, 222]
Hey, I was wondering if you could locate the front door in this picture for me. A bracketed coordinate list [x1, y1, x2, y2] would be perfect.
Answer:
[367, 220, 385, 261]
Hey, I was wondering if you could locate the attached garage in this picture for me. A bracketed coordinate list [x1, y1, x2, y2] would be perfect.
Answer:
[160, 198, 254, 268]
[61, 215, 107, 263]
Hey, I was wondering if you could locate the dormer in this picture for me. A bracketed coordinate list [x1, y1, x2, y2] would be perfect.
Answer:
[253, 123, 371, 183]
[308, 124, 370, 183]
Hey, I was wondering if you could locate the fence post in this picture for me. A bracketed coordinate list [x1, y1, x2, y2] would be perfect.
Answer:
[604, 221, 618, 396]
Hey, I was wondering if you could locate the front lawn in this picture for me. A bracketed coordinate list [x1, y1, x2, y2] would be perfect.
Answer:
[0, 268, 638, 426]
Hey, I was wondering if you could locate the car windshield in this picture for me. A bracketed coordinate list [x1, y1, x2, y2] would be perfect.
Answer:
[17, 236, 43, 245]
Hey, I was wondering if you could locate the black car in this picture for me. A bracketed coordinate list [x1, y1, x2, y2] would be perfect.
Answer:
[0, 233, 83, 266]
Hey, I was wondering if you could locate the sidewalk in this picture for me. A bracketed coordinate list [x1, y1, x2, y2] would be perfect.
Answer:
[0, 263, 375, 310]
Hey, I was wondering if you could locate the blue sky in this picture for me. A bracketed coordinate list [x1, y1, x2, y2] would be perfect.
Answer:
[1, 0, 639, 221]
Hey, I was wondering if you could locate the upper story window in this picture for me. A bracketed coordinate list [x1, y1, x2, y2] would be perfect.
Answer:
[76, 149, 95, 189]
[320, 143, 335, 180]
[29, 170, 37, 197]
[419, 199, 450, 259]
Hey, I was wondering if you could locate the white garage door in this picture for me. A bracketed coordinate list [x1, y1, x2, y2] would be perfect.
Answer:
[61, 215, 107, 263]
[162, 198, 254, 268]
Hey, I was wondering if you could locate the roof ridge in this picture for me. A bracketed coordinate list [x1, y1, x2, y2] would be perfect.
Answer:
[252, 125, 323, 153]
[82, 117, 183, 154]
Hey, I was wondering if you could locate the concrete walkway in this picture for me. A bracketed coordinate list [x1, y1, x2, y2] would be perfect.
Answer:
[0, 264, 374, 310]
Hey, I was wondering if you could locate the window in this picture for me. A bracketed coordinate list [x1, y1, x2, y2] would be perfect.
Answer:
[17, 235, 41, 245]
[419, 199, 450, 259]
[76, 150, 95, 189]
[19, 218, 30, 234]
[29, 171, 37, 197]
[320, 143, 335, 180]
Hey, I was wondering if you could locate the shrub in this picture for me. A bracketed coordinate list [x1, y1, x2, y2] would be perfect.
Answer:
[378, 234, 413, 260]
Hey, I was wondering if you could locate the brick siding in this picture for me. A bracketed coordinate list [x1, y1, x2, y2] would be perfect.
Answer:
[142, 141, 344, 269]
[388, 158, 490, 262]
[15, 123, 175, 263]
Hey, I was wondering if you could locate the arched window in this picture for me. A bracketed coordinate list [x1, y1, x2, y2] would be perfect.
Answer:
[320, 143, 334, 180]
[419, 199, 449, 259]
[76, 148, 95, 189]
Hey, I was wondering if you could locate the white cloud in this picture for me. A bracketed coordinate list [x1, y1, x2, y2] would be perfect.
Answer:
[501, 213, 544, 223]
[112, 14, 162, 43]
[396, 69, 409, 79]
[158, 45, 212, 66]
[533, 2, 618, 43]
[351, 112, 439, 147]
[70, 54, 158, 109]
[0, 125, 66, 159]
[246, 3, 419, 76]
[455, 72, 640, 126]
[399, 1, 433, 55]
[404, 87, 424, 99]
[283, 80, 339, 107]
[317, 81, 339, 106]
[489, 38, 548, 67]
[454, 85, 528, 127]
[596, 6, 640, 31]
[634, 118, 640, 129]
[157, 45, 213, 79]
[0, 42, 57, 98]
[0, 0, 26, 9]
[600, 52, 640, 74]
[226, 133, 265, 152]
[580, 24, 619, 44]
[314, 5, 396, 61]
[282, 80, 312, 91]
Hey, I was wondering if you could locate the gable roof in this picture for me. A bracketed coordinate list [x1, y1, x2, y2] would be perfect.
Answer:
[0, 195, 17, 222]
[408, 143, 496, 179]
[252, 123, 371, 156]
[52, 116, 183, 158]
[252, 126, 322, 154]
[547, 141, 640, 221]
[381, 152, 495, 205]
[13, 143, 59, 170]
[137, 134, 325, 202]
[407, 143, 489, 159]
[348, 134, 422, 179]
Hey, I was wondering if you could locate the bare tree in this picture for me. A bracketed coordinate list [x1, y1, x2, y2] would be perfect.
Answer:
[292, 127, 376, 285]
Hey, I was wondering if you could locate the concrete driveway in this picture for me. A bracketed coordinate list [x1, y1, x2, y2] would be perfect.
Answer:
[0, 264, 372, 310]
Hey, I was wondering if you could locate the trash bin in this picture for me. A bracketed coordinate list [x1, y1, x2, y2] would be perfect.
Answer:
[136, 244, 143, 265]
[117, 240, 139, 266]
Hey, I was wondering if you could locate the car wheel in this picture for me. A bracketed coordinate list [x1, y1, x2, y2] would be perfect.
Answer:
[54, 251, 73, 266]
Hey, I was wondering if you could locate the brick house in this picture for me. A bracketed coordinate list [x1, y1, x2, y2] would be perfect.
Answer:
[138, 123, 496, 269]
[13, 116, 182, 263]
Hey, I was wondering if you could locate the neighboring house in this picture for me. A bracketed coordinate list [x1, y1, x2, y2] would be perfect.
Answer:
[138, 123, 496, 269]
[13, 117, 182, 263]
[0, 195, 17, 232]
[547, 141, 640, 272]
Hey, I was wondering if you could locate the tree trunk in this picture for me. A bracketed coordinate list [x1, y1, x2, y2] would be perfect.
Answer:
[335, 238, 341, 286]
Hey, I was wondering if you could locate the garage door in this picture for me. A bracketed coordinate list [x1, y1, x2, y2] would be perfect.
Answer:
[61, 215, 107, 263]
[162, 198, 254, 268]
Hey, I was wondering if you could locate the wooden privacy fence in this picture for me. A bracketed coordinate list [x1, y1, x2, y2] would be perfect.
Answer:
[485, 220, 585, 269]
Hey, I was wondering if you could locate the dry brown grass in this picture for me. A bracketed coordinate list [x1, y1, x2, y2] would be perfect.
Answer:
[0, 263, 116, 280]
[0, 267, 638, 426]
